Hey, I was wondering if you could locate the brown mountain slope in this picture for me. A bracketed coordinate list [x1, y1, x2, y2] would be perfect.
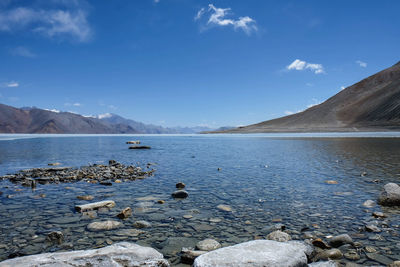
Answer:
[217, 61, 400, 133]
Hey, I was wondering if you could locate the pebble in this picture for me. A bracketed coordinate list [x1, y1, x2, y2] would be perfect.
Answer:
[87, 220, 122, 231]
[176, 182, 185, 189]
[315, 249, 343, 261]
[328, 234, 353, 248]
[365, 225, 381, 233]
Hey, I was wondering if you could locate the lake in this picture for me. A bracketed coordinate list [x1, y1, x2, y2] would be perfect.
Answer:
[0, 133, 400, 266]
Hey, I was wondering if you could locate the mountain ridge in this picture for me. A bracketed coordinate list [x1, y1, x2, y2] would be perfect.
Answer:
[209, 61, 400, 133]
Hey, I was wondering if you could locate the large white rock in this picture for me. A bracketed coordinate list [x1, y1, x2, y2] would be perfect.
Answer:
[378, 183, 400, 206]
[193, 240, 312, 267]
[87, 220, 122, 231]
[0, 242, 169, 267]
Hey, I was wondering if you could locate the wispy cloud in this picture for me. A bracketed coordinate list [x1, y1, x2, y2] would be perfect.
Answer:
[1, 81, 19, 87]
[0, 2, 91, 42]
[287, 59, 325, 74]
[10, 46, 37, 58]
[195, 4, 258, 35]
[356, 60, 367, 68]
[45, 108, 60, 113]
[65, 102, 82, 107]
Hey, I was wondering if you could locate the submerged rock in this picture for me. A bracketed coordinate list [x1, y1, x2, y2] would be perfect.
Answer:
[328, 234, 353, 248]
[129, 146, 151, 149]
[133, 220, 152, 228]
[181, 249, 207, 264]
[126, 140, 141, 144]
[217, 204, 232, 212]
[378, 183, 400, 206]
[315, 249, 343, 261]
[76, 195, 94, 201]
[0, 242, 169, 267]
[87, 220, 122, 231]
[193, 240, 312, 267]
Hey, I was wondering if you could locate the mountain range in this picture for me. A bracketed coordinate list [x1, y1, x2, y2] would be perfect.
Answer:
[0, 105, 223, 134]
[211, 61, 400, 133]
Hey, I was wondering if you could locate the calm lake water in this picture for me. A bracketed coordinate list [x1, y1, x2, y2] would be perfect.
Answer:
[0, 134, 400, 265]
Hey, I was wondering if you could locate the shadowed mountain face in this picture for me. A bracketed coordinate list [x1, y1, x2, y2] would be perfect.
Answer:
[218, 61, 400, 133]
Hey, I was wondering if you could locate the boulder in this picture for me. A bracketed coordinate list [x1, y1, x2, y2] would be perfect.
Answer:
[378, 183, 400, 206]
[266, 230, 291, 242]
[171, 190, 189, 199]
[196, 239, 221, 251]
[75, 200, 116, 212]
[328, 234, 353, 248]
[0, 242, 169, 267]
[126, 141, 141, 144]
[193, 240, 312, 267]
[87, 220, 122, 231]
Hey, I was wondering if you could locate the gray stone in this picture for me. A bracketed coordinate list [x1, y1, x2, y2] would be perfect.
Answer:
[315, 249, 343, 261]
[193, 240, 312, 267]
[328, 234, 353, 248]
[0, 242, 169, 266]
[366, 253, 393, 265]
[75, 200, 116, 212]
[365, 224, 381, 233]
[196, 239, 221, 251]
[117, 207, 132, 219]
[378, 183, 400, 206]
[266, 230, 291, 242]
[87, 220, 122, 231]
[133, 220, 152, 228]
[216, 204, 232, 212]
[46, 231, 64, 245]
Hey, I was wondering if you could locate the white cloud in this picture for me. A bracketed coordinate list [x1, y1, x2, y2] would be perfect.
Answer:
[3, 81, 19, 87]
[97, 113, 112, 119]
[306, 98, 321, 108]
[10, 46, 36, 58]
[154, 0, 160, 3]
[0, 4, 91, 42]
[284, 99, 322, 116]
[356, 60, 367, 68]
[287, 59, 325, 74]
[341, 86, 346, 91]
[108, 105, 117, 110]
[195, 4, 257, 35]
[284, 111, 294, 115]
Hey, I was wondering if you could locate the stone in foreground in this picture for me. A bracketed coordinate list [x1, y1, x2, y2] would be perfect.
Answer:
[193, 240, 312, 267]
[0, 242, 169, 267]
[378, 183, 400, 206]
[75, 200, 116, 212]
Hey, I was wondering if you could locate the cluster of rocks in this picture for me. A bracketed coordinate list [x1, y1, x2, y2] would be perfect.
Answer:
[171, 182, 189, 199]
[0, 160, 155, 187]
[127, 140, 152, 149]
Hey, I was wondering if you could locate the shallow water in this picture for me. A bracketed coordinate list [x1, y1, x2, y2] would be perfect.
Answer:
[0, 134, 400, 265]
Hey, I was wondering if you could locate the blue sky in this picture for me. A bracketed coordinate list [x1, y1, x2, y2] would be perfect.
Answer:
[1, 0, 399, 128]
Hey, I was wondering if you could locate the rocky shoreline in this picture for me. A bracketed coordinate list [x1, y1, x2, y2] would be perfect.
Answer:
[0, 160, 155, 188]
